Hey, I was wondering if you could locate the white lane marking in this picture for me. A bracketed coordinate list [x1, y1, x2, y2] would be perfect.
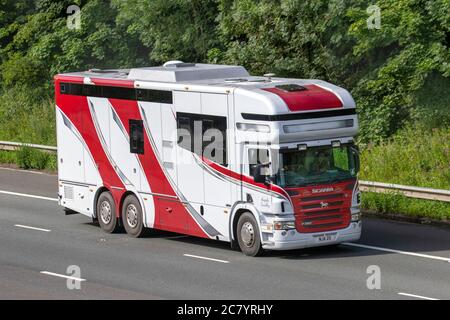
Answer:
[184, 254, 230, 264]
[0, 190, 57, 202]
[40, 271, 86, 282]
[342, 242, 450, 263]
[398, 292, 439, 300]
[14, 224, 51, 232]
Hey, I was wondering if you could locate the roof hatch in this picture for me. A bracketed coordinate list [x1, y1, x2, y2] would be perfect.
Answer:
[275, 84, 307, 92]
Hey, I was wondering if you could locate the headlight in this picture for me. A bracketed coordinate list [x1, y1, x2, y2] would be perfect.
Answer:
[274, 221, 296, 230]
[351, 213, 361, 222]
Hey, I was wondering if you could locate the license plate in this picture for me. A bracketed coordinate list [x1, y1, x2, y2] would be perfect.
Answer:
[314, 233, 337, 243]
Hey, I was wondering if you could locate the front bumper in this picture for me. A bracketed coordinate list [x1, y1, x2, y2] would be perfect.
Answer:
[262, 221, 362, 250]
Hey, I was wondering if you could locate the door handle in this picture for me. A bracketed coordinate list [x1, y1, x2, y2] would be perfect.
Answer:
[166, 207, 173, 213]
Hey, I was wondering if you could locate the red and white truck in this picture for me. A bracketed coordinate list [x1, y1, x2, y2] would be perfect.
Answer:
[55, 61, 361, 256]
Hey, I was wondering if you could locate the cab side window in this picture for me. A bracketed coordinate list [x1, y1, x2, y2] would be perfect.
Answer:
[248, 148, 269, 177]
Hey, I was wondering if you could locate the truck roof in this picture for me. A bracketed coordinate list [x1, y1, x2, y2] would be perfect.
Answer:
[56, 61, 356, 113]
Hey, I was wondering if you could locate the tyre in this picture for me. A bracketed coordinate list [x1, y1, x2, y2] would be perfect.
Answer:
[236, 212, 264, 257]
[97, 191, 120, 233]
[121, 195, 146, 238]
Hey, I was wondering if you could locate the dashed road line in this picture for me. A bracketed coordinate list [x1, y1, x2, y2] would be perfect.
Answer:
[398, 292, 439, 300]
[184, 254, 230, 264]
[342, 242, 450, 263]
[0, 190, 57, 202]
[40, 271, 86, 282]
[14, 224, 51, 232]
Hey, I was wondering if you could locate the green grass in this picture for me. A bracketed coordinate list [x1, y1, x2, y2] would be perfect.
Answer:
[359, 125, 450, 219]
[360, 125, 450, 190]
[0, 86, 55, 145]
[0, 148, 57, 171]
[362, 192, 450, 221]
[0, 86, 57, 171]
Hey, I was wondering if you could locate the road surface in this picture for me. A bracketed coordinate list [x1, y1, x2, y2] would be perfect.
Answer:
[0, 166, 449, 300]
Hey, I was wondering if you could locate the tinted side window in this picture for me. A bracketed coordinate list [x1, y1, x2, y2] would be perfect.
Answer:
[248, 148, 269, 177]
[129, 120, 144, 154]
[176, 113, 228, 166]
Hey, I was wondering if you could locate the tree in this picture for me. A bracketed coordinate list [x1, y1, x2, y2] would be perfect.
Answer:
[347, 0, 450, 142]
[113, 0, 220, 64]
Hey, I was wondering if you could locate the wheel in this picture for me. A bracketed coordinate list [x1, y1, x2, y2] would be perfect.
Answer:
[97, 191, 120, 233]
[121, 195, 146, 238]
[236, 212, 264, 257]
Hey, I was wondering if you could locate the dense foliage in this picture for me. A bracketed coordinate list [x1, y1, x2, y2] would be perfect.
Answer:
[1, 0, 449, 143]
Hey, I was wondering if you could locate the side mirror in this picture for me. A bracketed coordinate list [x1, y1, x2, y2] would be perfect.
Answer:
[252, 162, 271, 185]
[351, 147, 360, 173]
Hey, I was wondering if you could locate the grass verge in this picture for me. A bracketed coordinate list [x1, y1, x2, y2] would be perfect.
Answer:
[359, 125, 449, 220]
[0, 148, 57, 171]
[361, 192, 450, 221]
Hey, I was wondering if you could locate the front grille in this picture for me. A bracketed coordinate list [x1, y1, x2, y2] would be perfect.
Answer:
[289, 188, 352, 233]
[301, 193, 344, 202]
[302, 201, 343, 210]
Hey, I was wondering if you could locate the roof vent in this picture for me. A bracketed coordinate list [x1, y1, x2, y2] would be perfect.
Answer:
[163, 60, 195, 68]
[276, 84, 307, 92]
[225, 78, 248, 83]
[88, 68, 116, 74]
[263, 73, 276, 81]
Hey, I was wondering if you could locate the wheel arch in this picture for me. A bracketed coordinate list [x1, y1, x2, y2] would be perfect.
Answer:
[118, 190, 148, 228]
[229, 202, 264, 246]
[93, 186, 111, 219]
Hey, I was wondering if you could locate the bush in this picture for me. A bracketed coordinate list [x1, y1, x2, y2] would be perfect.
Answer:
[0, 86, 55, 145]
[362, 192, 450, 220]
[360, 125, 450, 189]
[11, 147, 57, 170]
[359, 125, 450, 220]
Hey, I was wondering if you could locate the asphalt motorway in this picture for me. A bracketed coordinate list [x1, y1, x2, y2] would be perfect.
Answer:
[0, 167, 449, 300]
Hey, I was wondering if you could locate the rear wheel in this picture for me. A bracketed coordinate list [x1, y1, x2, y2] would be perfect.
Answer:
[122, 195, 146, 238]
[97, 191, 120, 233]
[237, 212, 264, 257]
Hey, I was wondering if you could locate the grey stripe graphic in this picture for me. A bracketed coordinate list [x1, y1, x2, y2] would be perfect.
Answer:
[58, 108, 98, 173]
[193, 155, 288, 201]
[88, 100, 130, 185]
[139, 104, 222, 238]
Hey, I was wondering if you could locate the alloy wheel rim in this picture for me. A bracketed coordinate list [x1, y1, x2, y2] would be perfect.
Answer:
[241, 221, 255, 247]
[100, 200, 112, 225]
[126, 204, 138, 228]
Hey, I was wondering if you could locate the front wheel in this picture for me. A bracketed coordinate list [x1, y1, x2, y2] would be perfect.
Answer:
[122, 195, 146, 238]
[237, 212, 264, 257]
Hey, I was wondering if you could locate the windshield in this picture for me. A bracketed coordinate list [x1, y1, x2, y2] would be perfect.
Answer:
[274, 144, 359, 188]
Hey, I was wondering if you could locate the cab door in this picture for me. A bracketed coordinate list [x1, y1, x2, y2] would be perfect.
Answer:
[242, 145, 272, 209]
